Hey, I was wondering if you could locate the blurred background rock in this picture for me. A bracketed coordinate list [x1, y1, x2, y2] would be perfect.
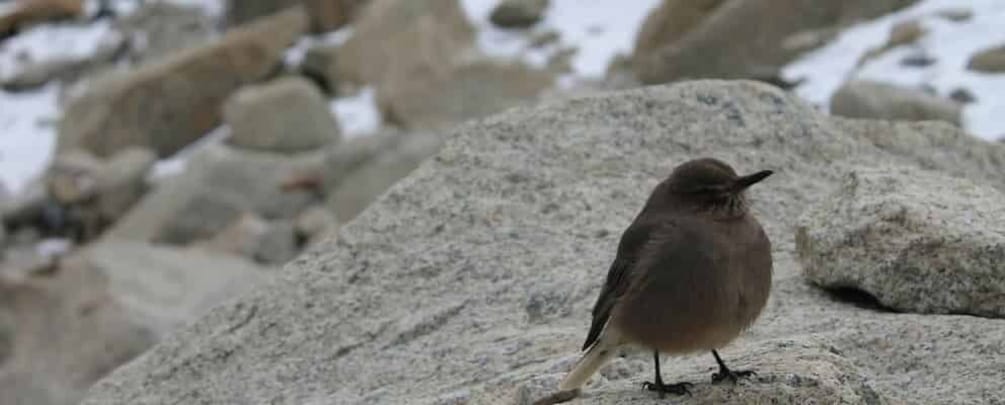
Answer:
[0, 0, 1003, 404]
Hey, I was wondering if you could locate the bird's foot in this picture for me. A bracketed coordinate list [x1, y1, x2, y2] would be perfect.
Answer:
[711, 367, 756, 384]
[642, 381, 693, 398]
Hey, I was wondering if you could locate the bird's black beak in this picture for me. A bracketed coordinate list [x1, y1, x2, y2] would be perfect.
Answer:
[732, 170, 774, 192]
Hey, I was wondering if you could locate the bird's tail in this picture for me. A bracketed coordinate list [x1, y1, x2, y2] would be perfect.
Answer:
[558, 328, 621, 391]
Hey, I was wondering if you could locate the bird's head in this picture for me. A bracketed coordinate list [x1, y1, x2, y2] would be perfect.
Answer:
[665, 158, 773, 214]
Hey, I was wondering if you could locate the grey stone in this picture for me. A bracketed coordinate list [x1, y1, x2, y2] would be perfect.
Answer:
[224, 76, 340, 153]
[86, 241, 268, 337]
[378, 60, 554, 130]
[634, 0, 919, 84]
[830, 80, 961, 125]
[334, 0, 474, 88]
[796, 167, 1005, 317]
[57, 7, 308, 158]
[92, 147, 157, 223]
[949, 88, 976, 104]
[299, 44, 338, 94]
[116, 0, 215, 65]
[489, 0, 549, 28]
[203, 213, 300, 265]
[294, 205, 338, 243]
[967, 44, 1005, 73]
[253, 220, 297, 265]
[0, 252, 155, 405]
[107, 143, 325, 244]
[0, 308, 11, 364]
[327, 131, 443, 221]
[935, 7, 972, 22]
[81, 81, 1005, 404]
[227, 0, 367, 32]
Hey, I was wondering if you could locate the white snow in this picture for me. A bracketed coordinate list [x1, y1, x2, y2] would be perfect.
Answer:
[0, 20, 121, 82]
[330, 86, 382, 138]
[784, 0, 1005, 140]
[460, 0, 661, 79]
[0, 86, 59, 193]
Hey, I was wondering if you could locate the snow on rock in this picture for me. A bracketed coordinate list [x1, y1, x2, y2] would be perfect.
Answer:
[460, 0, 661, 79]
[784, 0, 1005, 140]
[330, 86, 381, 138]
[0, 86, 59, 193]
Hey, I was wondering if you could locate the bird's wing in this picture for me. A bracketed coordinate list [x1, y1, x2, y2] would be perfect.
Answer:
[581, 220, 660, 350]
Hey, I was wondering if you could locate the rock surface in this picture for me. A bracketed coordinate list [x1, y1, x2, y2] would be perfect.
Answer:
[490, 0, 549, 28]
[967, 43, 1005, 73]
[224, 76, 340, 153]
[378, 60, 554, 130]
[634, 0, 919, 84]
[830, 80, 961, 125]
[57, 7, 308, 158]
[325, 131, 443, 221]
[107, 143, 325, 245]
[334, 0, 474, 87]
[0, 239, 267, 405]
[632, 0, 726, 63]
[116, 1, 215, 65]
[0, 0, 83, 39]
[227, 0, 367, 32]
[81, 81, 1005, 404]
[796, 167, 1005, 317]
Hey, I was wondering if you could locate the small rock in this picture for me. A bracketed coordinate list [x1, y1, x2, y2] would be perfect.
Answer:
[299, 44, 338, 94]
[108, 143, 326, 244]
[632, 0, 727, 60]
[227, 0, 368, 32]
[935, 7, 972, 22]
[489, 0, 549, 28]
[116, 1, 214, 64]
[47, 149, 104, 205]
[967, 44, 1005, 73]
[899, 52, 935, 67]
[203, 212, 269, 257]
[378, 60, 553, 130]
[57, 6, 308, 158]
[780, 27, 840, 54]
[326, 131, 443, 221]
[855, 20, 927, 68]
[203, 213, 297, 264]
[92, 147, 157, 222]
[529, 29, 560, 48]
[294, 205, 338, 243]
[797, 167, 1005, 317]
[335, 0, 475, 88]
[948, 88, 976, 104]
[887, 19, 925, 48]
[830, 80, 961, 125]
[224, 76, 340, 153]
[253, 220, 297, 265]
[0, 308, 12, 363]
[0, 0, 84, 39]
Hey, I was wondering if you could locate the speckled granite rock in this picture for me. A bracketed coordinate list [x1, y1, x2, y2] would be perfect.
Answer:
[796, 167, 1005, 317]
[81, 81, 1005, 404]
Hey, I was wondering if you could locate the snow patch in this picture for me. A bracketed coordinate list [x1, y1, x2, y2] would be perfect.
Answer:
[460, 0, 661, 79]
[331, 87, 382, 138]
[784, 0, 1005, 140]
[0, 86, 59, 193]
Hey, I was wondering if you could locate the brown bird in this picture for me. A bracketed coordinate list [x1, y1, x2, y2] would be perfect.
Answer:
[558, 158, 774, 399]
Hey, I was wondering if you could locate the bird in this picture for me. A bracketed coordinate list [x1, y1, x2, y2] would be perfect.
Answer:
[556, 157, 774, 400]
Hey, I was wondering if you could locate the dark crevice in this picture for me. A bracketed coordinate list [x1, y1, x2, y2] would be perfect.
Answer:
[821, 286, 896, 312]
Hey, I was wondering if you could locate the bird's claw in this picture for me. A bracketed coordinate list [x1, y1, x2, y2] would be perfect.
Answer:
[642, 381, 693, 397]
[711, 368, 756, 384]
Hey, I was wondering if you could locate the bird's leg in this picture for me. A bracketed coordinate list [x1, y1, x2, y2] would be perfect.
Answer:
[711, 350, 756, 384]
[642, 350, 692, 397]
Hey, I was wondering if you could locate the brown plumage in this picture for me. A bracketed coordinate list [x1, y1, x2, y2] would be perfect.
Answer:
[557, 157, 774, 399]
